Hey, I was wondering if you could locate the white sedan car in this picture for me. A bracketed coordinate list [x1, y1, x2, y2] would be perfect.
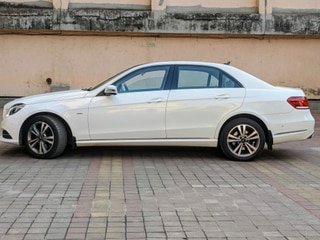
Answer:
[0, 62, 315, 160]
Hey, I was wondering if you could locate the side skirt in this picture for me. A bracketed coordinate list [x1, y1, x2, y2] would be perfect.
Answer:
[76, 139, 218, 147]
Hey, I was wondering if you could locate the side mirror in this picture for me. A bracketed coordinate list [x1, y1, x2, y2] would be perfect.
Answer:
[104, 85, 118, 96]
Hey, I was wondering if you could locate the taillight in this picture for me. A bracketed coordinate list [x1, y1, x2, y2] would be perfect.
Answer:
[287, 96, 309, 109]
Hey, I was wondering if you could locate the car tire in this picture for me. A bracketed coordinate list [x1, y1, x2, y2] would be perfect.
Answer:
[24, 115, 67, 159]
[219, 118, 265, 161]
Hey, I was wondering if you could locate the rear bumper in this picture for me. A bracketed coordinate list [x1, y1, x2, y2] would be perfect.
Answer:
[265, 110, 315, 145]
[273, 128, 314, 144]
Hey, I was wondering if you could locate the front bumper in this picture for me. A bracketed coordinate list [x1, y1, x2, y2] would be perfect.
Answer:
[0, 117, 22, 145]
[0, 135, 19, 145]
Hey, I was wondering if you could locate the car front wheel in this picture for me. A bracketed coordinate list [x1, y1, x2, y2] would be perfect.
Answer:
[24, 115, 67, 159]
[219, 118, 265, 161]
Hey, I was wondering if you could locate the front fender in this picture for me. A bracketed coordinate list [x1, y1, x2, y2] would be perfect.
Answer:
[18, 98, 91, 144]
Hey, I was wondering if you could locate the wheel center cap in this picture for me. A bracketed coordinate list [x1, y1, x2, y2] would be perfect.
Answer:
[240, 136, 247, 143]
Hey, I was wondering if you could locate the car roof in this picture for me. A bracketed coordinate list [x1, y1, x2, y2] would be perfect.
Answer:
[138, 61, 224, 68]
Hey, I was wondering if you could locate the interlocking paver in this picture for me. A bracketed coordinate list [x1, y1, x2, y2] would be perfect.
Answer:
[0, 110, 320, 239]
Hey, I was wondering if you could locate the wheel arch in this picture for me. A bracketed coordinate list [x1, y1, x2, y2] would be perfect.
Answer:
[19, 112, 75, 148]
[217, 113, 273, 150]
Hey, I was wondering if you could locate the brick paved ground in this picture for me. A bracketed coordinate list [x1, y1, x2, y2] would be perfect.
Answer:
[0, 110, 319, 240]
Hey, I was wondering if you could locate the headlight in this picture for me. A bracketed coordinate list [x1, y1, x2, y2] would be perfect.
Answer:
[6, 104, 25, 117]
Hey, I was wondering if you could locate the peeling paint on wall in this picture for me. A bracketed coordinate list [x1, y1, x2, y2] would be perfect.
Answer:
[0, 3, 319, 36]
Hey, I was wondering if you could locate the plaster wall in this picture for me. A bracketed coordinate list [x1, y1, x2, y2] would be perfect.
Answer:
[3, 0, 320, 12]
[69, 0, 149, 4]
[166, 0, 257, 9]
[68, 0, 150, 9]
[0, 34, 319, 98]
[268, 0, 320, 14]
[1, 0, 52, 2]
[0, 0, 53, 7]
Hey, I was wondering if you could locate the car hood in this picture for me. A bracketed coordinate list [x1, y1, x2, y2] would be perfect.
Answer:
[6, 89, 88, 107]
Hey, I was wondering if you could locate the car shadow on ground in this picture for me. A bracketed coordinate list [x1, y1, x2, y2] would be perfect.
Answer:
[0, 144, 289, 163]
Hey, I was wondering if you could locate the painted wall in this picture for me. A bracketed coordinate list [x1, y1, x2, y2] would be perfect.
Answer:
[70, 0, 149, 4]
[0, 34, 319, 99]
[68, 0, 150, 9]
[2, 0, 320, 13]
[1, 0, 52, 2]
[166, 0, 257, 9]
[268, 0, 320, 13]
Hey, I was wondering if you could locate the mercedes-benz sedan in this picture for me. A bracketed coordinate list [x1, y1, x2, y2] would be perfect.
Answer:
[1, 62, 315, 160]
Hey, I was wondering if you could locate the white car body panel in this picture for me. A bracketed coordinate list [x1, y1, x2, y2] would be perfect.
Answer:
[1, 91, 92, 142]
[166, 88, 245, 138]
[88, 90, 169, 140]
[0, 61, 315, 154]
[4, 89, 88, 107]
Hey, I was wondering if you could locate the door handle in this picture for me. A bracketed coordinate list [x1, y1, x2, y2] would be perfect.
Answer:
[214, 94, 230, 100]
[147, 98, 163, 103]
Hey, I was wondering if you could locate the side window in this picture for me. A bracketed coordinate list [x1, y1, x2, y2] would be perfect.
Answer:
[178, 70, 209, 89]
[176, 66, 220, 89]
[116, 67, 169, 93]
[221, 73, 240, 88]
[209, 72, 220, 88]
[175, 65, 241, 89]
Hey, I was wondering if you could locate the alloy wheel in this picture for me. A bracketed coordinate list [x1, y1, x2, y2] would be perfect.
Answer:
[227, 124, 260, 158]
[27, 121, 55, 155]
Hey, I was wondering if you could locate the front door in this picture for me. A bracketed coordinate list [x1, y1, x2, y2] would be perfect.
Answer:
[88, 66, 171, 140]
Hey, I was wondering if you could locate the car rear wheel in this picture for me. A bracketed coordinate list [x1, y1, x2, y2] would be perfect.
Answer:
[24, 115, 67, 159]
[219, 118, 265, 161]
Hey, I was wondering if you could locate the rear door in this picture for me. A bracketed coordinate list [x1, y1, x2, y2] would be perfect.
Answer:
[166, 65, 245, 139]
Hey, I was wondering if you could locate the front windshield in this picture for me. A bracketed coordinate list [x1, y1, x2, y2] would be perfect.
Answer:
[86, 65, 140, 91]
